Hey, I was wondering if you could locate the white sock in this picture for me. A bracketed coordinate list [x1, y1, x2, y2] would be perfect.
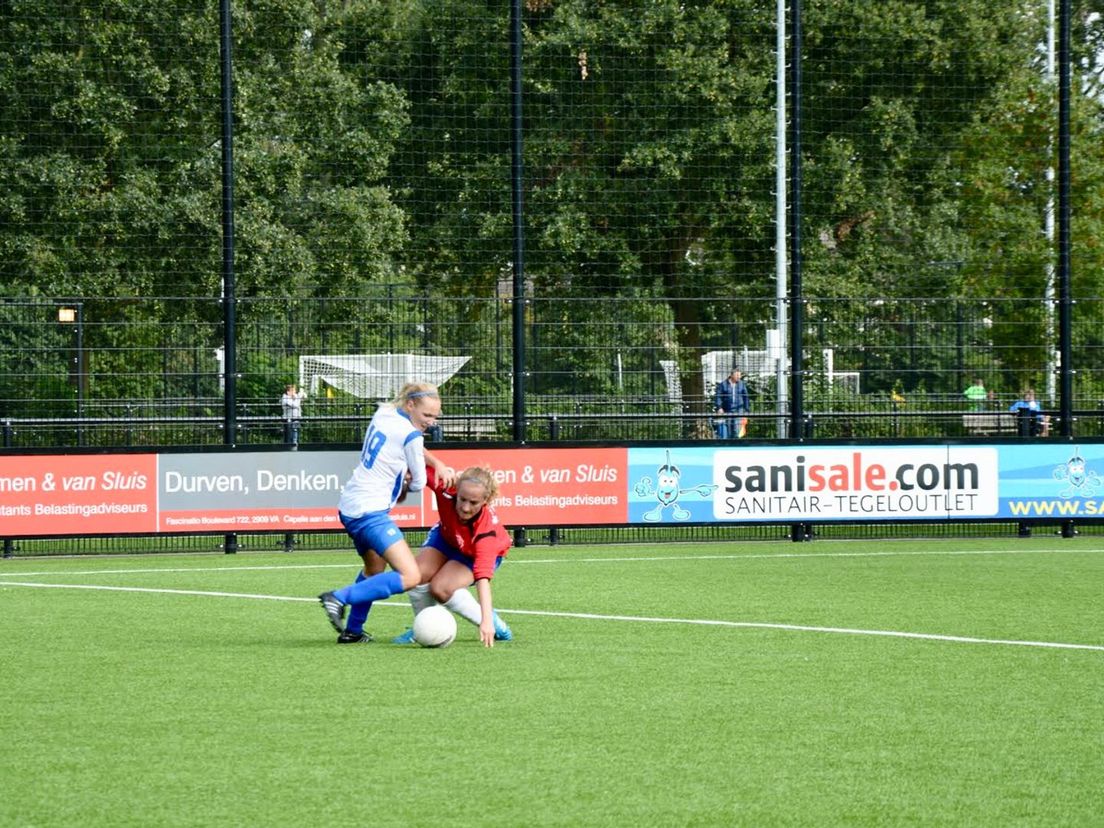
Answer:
[444, 588, 483, 626]
[407, 584, 434, 618]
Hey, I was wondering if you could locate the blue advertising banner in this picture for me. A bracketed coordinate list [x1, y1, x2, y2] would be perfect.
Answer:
[997, 443, 1104, 519]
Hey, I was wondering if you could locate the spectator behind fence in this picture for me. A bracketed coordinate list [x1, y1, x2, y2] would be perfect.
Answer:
[281, 382, 307, 447]
[963, 378, 988, 411]
[714, 368, 750, 439]
[1009, 388, 1048, 437]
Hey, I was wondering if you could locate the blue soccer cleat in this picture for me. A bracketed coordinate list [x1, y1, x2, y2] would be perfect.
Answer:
[492, 612, 513, 641]
[391, 627, 415, 645]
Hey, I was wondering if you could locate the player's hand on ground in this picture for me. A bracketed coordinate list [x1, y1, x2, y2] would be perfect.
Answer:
[479, 619, 495, 648]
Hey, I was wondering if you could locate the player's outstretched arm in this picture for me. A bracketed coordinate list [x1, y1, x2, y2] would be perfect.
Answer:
[475, 578, 495, 648]
[424, 449, 457, 488]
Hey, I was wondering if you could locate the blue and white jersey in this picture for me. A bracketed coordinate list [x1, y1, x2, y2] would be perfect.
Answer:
[338, 404, 426, 518]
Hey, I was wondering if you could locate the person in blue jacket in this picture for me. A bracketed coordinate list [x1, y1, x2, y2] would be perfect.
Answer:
[1009, 388, 1048, 437]
[713, 369, 750, 438]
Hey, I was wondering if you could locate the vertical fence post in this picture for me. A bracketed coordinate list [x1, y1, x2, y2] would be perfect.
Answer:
[510, 0, 526, 441]
[775, 0, 788, 439]
[548, 415, 559, 545]
[1057, 0, 1071, 443]
[219, 0, 236, 443]
[788, 0, 805, 452]
[220, 0, 238, 554]
[787, 0, 812, 544]
[76, 301, 85, 446]
[3, 419, 11, 557]
[1055, 0, 1076, 542]
[510, 0, 526, 555]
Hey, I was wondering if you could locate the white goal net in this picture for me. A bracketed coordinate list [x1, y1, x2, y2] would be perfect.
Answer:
[298, 353, 470, 400]
[661, 348, 858, 406]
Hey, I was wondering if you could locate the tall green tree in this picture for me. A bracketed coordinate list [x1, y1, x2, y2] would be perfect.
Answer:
[230, 0, 411, 300]
[795, 0, 1055, 394]
[395, 0, 778, 412]
[0, 0, 221, 299]
[0, 0, 417, 402]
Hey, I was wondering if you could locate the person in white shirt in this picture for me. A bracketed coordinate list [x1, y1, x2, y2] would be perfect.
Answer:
[319, 382, 454, 643]
[280, 383, 306, 446]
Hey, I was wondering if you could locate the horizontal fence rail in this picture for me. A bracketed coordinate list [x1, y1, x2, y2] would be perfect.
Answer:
[3, 295, 1104, 446]
[4, 406, 1104, 449]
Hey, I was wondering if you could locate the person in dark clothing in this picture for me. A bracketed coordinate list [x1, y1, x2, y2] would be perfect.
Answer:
[713, 369, 750, 439]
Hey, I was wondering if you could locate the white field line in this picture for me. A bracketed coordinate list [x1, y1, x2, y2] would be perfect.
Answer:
[502, 608, 1104, 653]
[0, 544, 1095, 580]
[2, 579, 1103, 653]
[0, 582, 321, 602]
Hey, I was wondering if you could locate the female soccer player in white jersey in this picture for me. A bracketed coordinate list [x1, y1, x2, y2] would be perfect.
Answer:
[318, 382, 454, 643]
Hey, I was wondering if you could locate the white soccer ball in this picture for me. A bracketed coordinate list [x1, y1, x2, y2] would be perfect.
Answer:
[412, 605, 457, 648]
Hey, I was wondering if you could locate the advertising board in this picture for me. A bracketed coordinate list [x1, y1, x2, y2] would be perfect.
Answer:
[1, 442, 1102, 537]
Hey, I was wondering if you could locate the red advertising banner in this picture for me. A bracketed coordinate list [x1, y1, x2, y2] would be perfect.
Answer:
[0, 447, 628, 538]
[0, 454, 158, 536]
[391, 447, 628, 527]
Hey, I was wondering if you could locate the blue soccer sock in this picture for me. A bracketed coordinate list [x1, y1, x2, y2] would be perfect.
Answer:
[335, 570, 404, 607]
[344, 571, 372, 635]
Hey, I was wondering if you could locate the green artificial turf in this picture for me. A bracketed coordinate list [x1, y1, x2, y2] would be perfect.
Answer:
[2, 537, 1102, 826]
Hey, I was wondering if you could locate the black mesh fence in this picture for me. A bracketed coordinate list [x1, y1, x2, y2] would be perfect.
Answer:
[3, 2, 1104, 550]
[4, 292, 1104, 446]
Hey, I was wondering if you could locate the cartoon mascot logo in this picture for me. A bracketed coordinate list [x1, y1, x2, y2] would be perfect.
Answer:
[1053, 448, 1101, 498]
[634, 449, 718, 521]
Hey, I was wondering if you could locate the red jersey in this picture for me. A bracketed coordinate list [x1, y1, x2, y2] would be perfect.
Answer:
[427, 467, 512, 581]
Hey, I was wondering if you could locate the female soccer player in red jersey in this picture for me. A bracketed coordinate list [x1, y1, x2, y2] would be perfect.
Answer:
[395, 464, 514, 647]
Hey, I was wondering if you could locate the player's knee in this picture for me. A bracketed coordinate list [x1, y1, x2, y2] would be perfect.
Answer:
[429, 582, 455, 603]
[416, 561, 437, 584]
[360, 552, 385, 577]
